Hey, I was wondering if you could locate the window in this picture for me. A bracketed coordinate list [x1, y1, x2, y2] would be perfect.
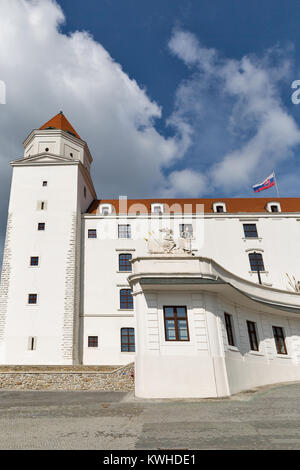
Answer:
[163, 306, 189, 341]
[213, 202, 226, 213]
[121, 328, 135, 352]
[38, 223, 45, 231]
[120, 289, 133, 309]
[273, 326, 287, 355]
[42, 181, 47, 187]
[118, 224, 131, 239]
[41, 201, 45, 210]
[84, 187, 87, 198]
[30, 257, 39, 267]
[88, 336, 98, 348]
[28, 294, 37, 304]
[266, 201, 281, 213]
[28, 337, 37, 351]
[119, 254, 132, 272]
[179, 224, 193, 238]
[99, 204, 112, 215]
[243, 224, 258, 238]
[151, 203, 164, 214]
[224, 313, 235, 346]
[247, 321, 259, 351]
[248, 252, 265, 272]
[88, 229, 97, 239]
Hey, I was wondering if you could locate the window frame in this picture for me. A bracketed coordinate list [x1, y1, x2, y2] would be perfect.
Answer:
[119, 253, 132, 272]
[163, 306, 190, 342]
[88, 336, 98, 348]
[246, 320, 259, 351]
[248, 252, 265, 272]
[120, 328, 135, 352]
[272, 326, 288, 355]
[224, 312, 235, 347]
[118, 224, 131, 239]
[30, 256, 39, 267]
[120, 288, 134, 310]
[243, 224, 258, 238]
[88, 229, 97, 239]
[28, 293, 38, 305]
[213, 202, 226, 213]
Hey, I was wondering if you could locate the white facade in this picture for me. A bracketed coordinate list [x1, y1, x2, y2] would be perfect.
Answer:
[1, 114, 300, 398]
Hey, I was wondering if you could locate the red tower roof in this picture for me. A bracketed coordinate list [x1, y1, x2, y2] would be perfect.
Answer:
[39, 112, 81, 140]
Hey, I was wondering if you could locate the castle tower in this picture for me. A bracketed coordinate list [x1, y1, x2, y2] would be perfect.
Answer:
[0, 112, 96, 364]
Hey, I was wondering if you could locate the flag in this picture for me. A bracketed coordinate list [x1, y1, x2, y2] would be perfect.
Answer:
[252, 172, 275, 193]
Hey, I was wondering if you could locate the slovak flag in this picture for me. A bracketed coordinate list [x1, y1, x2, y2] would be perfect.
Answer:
[252, 172, 275, 193]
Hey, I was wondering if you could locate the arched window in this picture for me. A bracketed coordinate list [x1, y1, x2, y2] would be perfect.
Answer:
[248, 252, 265, 272]
[119, 254, 132, 272]
[120, 289, 133, 310]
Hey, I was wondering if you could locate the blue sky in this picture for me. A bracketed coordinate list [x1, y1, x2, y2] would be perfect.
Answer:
[57, 0, 300, 198]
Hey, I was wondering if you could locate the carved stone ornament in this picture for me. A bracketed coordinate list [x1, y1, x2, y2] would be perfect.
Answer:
[145, 229, 193, 255]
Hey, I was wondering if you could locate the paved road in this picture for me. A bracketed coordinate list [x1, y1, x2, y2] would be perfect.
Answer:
[1, 383, 300, 449]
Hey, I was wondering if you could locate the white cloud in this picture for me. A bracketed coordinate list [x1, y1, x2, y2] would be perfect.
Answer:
[163, 169, 207, 197]
[168, 29, 300, 192]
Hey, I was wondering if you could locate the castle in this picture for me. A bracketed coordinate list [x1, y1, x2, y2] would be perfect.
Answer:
[0, 112, 300, 398]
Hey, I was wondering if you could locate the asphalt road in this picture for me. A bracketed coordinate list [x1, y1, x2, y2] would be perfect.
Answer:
[1, 382, 300, 450]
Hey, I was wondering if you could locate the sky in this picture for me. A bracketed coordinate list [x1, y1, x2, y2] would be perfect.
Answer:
[0, 0, 300, 263]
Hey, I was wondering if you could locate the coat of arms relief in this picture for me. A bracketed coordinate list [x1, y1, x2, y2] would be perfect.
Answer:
[145, 228, 194, 255]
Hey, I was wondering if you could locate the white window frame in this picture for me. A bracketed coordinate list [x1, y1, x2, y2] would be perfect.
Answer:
[213, 202, 226, 213]
[99, 204, 112, 216]
[151, 203, 164, 214]
[266, 201, 281, 213]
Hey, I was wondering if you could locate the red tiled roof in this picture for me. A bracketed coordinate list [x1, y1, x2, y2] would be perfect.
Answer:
[39, 112, 81, 140]
[88, 197, 300, 214]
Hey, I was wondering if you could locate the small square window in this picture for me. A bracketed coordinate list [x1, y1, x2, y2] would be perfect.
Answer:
[88, 229, 97, 239]
[118, 224, 131, 239]
[243, 224, 258, 238]
[30, 257, 39, 266]
[28, 294, 37, 304]
[88, 336, 98, 348]
[38, 223, 45, 231]
[42, 181, 48, 187]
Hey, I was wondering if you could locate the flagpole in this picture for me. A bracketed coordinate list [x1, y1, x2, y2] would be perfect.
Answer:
[273, 170, 280, 198]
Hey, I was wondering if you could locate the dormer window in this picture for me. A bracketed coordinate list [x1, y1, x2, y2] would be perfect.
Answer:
[213, 202, 226, 213]
[266, 202, 281, 213]
[151, 203, 164, 215]
[99, 204, 112, 216]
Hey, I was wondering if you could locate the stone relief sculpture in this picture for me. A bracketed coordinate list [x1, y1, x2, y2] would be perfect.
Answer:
[286, 273, 300, 293]
[145, 228, 193, 255]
